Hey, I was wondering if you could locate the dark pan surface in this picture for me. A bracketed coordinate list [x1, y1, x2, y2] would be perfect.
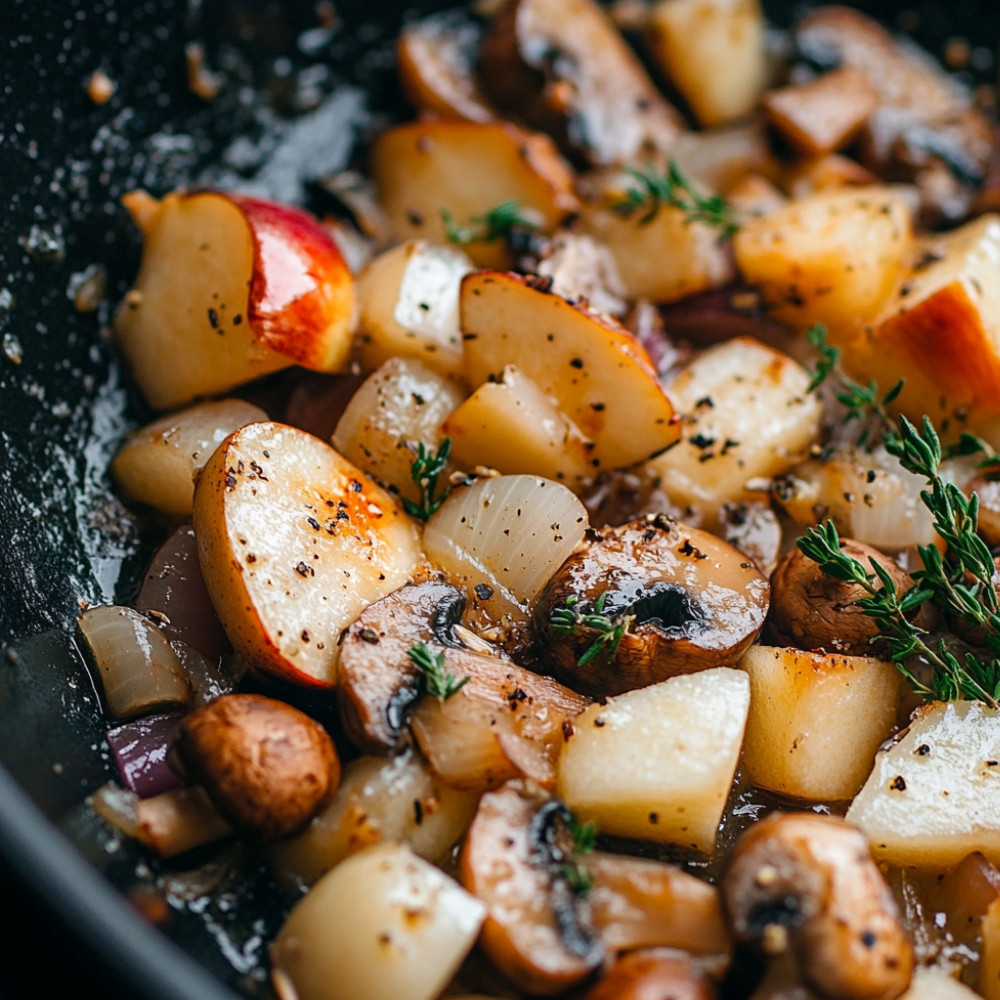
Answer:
[1, 1, 998, 998]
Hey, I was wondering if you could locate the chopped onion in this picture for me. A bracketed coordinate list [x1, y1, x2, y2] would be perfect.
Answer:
[422, 474, 589, 627]
[106, 712, 185, 798]
[78, 605, 192, 720]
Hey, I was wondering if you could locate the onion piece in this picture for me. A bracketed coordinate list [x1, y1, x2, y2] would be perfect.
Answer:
[106, 712, 185, 798]
[111, 398, 267, 517]
[78, 605, 192, 720]
[91, 782, 232, 858]
[423, 474, 589, 629]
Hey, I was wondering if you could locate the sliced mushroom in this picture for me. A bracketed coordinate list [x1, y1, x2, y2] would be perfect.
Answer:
[534, 514, 769, 695]
[459, 781, 602, 995]
[765, 539, 913, 657]
[478, 0, 684, 167]
[336, 579, 469, 753]
[582, 951, 719, 1000]
[172, 694, 339, 841]
[722, 812, 914, 1000]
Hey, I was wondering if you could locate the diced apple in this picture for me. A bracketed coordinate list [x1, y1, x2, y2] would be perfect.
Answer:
[844, 215, 1000, 427]
[649, 337, 821, 524]
[115, 190, 355, 411]
[578, 173, 735, 303]
[111, 399, 267, 517]
[355, 240, 473, 378]
[739, 646, 903, 802]
[846, 700, 1000, 868]
[733, 185, 913, 337]
[370, 120, 577, 269]
[460, 271, 680, 471]
[332, 358, 465, 503]
[557, 667, 750, 852]
[443, 365, 595, 486]
[192, 421, 422, 688]
[645, 0, 768, 128]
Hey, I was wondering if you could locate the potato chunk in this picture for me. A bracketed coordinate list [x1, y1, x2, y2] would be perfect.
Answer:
[645, 0, 768, 128]
[271, 842, 485, 1000]
[847, 701, 1000, 867]
[650, 337, 821, 524]
[740, 646, 903, 802]
[557, 667, 750, 851]
[371, 120, 577, 268]
[733, 185, 913, 336]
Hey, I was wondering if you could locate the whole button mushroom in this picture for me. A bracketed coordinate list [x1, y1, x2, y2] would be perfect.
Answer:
[766, 539, 916, 656]
[721, 812, 914, 1000]
[534, 514, 769, 696]
[173, 693, 340, 841]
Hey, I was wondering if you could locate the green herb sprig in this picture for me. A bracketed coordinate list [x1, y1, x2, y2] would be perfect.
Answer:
[613, 161, 739, 240]
[560, 817, 598, 896]
[804, 325, 904, 448]
[403, 438, 452, 521]
[407, 642, 470, 701]
[550, 592, 635, 667]
[798, 416, 1000, 707]
[441, 200, 540, 245]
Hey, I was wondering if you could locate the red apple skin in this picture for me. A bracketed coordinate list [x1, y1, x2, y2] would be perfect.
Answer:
[231, 194, 356, 372]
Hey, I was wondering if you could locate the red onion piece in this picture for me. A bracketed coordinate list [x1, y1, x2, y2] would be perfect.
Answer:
[658, 285, 794, 352]
[106, 712, 185, 798]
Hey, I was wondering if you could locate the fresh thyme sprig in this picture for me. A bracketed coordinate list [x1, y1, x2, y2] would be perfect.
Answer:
[798, 416, 1000, 707]
[550, 592, 635, 667]
[407, 642, 469, 700]
[441, 200, 540, 245]
[559, 816, 598, 896]
[612, 161, 740, 240]
[403, 438, 452, 521]
[805, 324, 903, 448]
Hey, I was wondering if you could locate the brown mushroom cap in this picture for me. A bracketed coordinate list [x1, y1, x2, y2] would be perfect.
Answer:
[336, 579, 468, 753]
[172, 693, 339, 841]
[766, 539, 912, 656]
[581, 951, 718, 1000]
[534, 515, 770, 696]
[722, 812, 913, 1000]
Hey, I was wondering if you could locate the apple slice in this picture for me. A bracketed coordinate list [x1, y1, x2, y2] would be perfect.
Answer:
[460, 270, 680, 471]
[192, 421, 422, 688]
[115, 190, 355, 412]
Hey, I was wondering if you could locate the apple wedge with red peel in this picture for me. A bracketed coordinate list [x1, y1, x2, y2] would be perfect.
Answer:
[114, 190, 355, 412]
[460, 271, 681, 472]
[192, 421, 422, 688]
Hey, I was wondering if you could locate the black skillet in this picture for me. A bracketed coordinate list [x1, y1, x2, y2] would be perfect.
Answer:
[1, 2, 998, 998]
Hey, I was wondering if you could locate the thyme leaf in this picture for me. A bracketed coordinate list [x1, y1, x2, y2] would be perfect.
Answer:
[613, 161, 739, 240]
[559, 816, 598, 896]
[550, 592, 635, 666]
[797, 416, 1000, 708]
[804, 324, 903, 448]
[402, 437, 452, 521]
[441, 200, 540, 245]
[407, 642, 469, 701]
